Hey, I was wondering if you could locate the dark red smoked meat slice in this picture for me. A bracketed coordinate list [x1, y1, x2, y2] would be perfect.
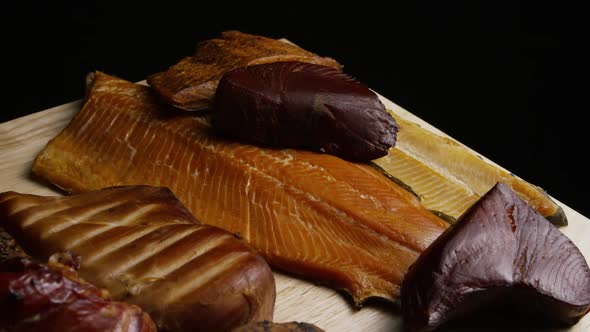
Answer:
[0, 254, 156, 332]
[213, 61, 398, 161]
[401, 182, 590, 331]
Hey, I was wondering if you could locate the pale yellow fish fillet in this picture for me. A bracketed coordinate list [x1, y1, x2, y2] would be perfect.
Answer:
[32, 72, 448, 304]
[374, 113, 566, 225]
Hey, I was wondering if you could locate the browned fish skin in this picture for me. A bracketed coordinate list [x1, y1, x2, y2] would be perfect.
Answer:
[32, 72, 448, 304]
[147, 30, 342, 111]
[0, 186, 276, 332]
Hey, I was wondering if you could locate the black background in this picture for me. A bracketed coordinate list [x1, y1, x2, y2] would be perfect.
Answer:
[2, 2, 588, 217]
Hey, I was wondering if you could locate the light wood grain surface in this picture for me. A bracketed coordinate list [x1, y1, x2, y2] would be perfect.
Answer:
[1, 96, 589, 332]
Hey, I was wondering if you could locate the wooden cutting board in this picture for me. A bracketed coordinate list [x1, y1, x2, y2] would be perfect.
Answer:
[1, 96, 589, 332]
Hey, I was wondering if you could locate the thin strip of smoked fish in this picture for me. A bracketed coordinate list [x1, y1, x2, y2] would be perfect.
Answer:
[373, 112, 567, 226]
[147, 31, 342, 111]
[0, 186, 276, 332]
[32, 72, 448, 304]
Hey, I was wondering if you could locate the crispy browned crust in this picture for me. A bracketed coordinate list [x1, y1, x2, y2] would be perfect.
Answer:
[0, 186, 276, 332]
[233, 321, 325, 332]
[147, 30, 342, 111]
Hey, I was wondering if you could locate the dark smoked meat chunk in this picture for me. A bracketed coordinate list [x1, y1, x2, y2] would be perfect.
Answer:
[214, 61, 398, 161]
[401, 182, 590, 331]
[0, 246, 156, 332]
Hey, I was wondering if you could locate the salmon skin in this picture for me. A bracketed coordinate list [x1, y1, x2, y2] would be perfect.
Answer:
[147, 31, 342, 111]
[32, 72, 448, 304]
[373, 113, 567, 226]
[0, 186, 276, 332]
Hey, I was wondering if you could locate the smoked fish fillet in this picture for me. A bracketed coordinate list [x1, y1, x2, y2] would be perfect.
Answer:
[32, 72, 448, 304]
[373, 113, 567, 226]
[0, 186, 276, 332]
[147, 30, 342, 111]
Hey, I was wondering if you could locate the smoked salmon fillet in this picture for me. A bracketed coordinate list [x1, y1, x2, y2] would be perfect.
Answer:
[147, 31, 342, 111]
[0, 186, 275, 332]
[32, 72, 448, 304]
